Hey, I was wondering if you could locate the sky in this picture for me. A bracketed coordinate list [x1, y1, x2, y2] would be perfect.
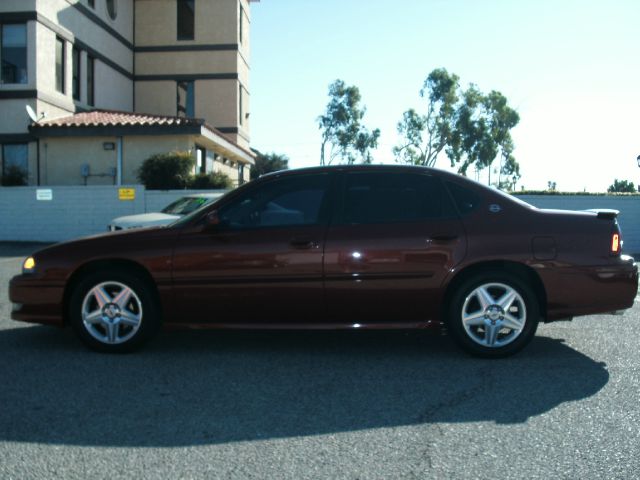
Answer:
[249, 0, 640, 192]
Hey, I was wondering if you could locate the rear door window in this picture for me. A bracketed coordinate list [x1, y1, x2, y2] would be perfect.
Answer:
[340, 172, 454, 224]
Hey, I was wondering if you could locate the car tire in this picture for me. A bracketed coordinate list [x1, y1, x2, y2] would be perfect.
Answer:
[69, 270, 160, 353]
[447, 271, 540, 358]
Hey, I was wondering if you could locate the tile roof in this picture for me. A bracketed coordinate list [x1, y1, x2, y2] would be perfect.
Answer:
[31, 109, 256, 161]
[36, 109, 204, 128]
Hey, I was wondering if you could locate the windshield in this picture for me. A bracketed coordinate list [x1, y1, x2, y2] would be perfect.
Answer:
[161, 196, 213, 215]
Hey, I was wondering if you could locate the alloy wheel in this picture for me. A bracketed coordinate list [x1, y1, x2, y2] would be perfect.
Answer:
[81, 281, 143, 345]
[461, 282, 527, 348]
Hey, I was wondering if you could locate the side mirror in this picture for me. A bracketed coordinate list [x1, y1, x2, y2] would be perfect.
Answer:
[204, 210, 221, 230]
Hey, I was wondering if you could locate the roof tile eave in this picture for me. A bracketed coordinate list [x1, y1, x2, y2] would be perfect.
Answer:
[32, 109, 255, 161]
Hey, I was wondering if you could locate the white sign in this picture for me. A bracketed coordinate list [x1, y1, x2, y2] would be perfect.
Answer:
[36, 189, 53, 201]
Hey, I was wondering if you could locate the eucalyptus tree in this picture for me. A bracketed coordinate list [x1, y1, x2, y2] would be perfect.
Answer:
[318, 80, 380, 165]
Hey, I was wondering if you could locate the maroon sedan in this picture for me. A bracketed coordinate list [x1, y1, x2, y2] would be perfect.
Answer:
[9, 166, 638, 357]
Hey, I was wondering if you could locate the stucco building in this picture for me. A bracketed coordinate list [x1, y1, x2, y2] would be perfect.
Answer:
[0, 0, 255, 186]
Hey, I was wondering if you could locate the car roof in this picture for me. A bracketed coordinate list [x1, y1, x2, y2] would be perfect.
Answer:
[260, 164, 469, 183]
[258, 164, 533, 209]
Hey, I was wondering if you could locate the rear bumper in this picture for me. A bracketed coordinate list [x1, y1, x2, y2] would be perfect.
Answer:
[9, 275, 65, 326]
[543, 255, 638, 321]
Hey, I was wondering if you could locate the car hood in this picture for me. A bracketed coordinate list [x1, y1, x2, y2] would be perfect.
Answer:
[109, 212, 180, 229]
[29, 224, 180, 269]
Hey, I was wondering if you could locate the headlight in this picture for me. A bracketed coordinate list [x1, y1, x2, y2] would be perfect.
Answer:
[23, 256, 36, 274]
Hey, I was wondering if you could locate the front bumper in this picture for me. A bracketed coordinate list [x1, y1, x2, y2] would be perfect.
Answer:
[9, 274, 65, 326]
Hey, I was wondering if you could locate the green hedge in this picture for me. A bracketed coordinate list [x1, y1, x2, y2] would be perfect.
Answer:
[0, 165, 28, 186]
[512, 190, 640, 197]
[137, 151, 195, 190]
[189, 172, 233, 189]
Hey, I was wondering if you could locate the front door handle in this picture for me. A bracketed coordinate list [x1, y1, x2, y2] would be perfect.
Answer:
[290, 239, 319, 249]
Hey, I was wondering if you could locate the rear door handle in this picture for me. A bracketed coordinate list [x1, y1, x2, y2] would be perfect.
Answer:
[290, 239, 319, 249]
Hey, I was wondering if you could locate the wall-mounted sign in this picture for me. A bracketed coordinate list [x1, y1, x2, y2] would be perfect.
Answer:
[36, 189, 53, 201]
[118, 188, 135, 201]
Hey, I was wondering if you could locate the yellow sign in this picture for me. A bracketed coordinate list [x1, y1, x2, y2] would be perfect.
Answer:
[118, 188, 135, 201]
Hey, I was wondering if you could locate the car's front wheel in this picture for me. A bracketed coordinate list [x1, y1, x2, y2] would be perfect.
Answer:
[447, 272, 540, 358]
[69, 270, 160, 352]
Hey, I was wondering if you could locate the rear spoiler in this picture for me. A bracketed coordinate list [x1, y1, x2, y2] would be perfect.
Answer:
[585, 209, 619, 220]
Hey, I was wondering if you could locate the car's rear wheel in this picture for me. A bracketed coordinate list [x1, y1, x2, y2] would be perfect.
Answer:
[69, 270, 160, 352]
[447, 271, 540, 358]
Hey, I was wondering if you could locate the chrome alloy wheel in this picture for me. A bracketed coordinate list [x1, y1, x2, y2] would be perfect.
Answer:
[461, 282, 527, 348]
[81, 281, 143, 345]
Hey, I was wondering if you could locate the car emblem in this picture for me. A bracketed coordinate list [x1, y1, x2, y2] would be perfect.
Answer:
[489, 204, 502, 213]
[104, 304, 120, 319]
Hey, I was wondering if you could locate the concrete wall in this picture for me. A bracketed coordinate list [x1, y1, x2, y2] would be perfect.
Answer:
[2, 190, 637, 252]
[0, 185, 144, 242]
[0, 186, 228, 242]
[134, 78, 239, 129]
[39, 135, 193, 185]
[135, 0, 238, 45]
[0, 0, 135, 144]
[36, 134, 248, 186]
[133, 0, 250, 149]
[35, 0, 134, 111]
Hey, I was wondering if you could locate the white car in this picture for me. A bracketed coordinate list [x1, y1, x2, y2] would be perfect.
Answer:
[108, 193, 224, 231]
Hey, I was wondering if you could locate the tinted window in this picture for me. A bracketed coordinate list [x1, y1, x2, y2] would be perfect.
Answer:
[177, 80, 194, 117]
[87, 56, 95, 106]
[445, 181, 481, 214]
[341, 172, 452, 224]
[177, 0, 195, 40]
[219, 175, 330, 228]
[1, 24, 27, 84]
[55, 37, 65, 93]
[72, 47, 80, 100]
[2, 143, 28, 176]
[106, 0, 117, 19]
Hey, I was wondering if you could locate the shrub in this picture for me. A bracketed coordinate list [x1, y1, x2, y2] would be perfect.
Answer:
[189, 171, 233, 189]
[137, 151, 195, 190]
[1, 165, 28, 186]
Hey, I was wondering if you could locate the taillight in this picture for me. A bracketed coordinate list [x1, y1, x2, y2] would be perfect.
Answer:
[611, 233, 621, 255]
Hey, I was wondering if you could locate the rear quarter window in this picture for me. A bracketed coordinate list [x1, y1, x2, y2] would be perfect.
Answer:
[445, 181, 482, 215]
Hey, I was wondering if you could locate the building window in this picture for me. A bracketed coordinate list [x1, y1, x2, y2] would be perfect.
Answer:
[1, 24, 27, 84]
[1, 144, 28, 184]
[239, 84, 243, 126]
[87, 55, 95, 106]
[196, 146, 206, 174]
[55, 37, 65, 94]
[72, 47, 80, 101]
[106, 0, 117, 20]
[177, 80, 194, 117]
[239, 4, 244, 44]
[238, 163, 245, 185]
[88, 0, 95, 8]
[177, 0, 195, 40]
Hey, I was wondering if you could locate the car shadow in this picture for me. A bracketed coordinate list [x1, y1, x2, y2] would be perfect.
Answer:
[0, 325, 608, 447]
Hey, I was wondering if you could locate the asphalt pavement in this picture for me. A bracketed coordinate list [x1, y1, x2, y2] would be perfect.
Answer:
[1, 243, 639, 479]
